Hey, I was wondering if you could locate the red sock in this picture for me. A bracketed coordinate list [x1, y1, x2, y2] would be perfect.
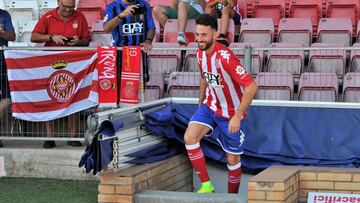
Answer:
[228, 162, 241, 193]
[186, 143, 209, 183]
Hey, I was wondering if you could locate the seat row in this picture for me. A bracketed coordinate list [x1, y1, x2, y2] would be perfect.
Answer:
[144, 71, 360, 103]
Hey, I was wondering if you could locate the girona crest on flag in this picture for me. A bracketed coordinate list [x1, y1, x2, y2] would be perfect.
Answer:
[47, 70, 77, 103]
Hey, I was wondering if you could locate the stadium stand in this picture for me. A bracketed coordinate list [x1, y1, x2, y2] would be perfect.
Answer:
[89, 20, 112, 47]
[237, 0, 247, 19]
[163, 19, 196, 43]
[266, 42, 304, 77]
[77, 7, 104, 31]
[230, 42, 263, 75]
[255, 72, 293, 100]
[277, 18, 313, 47]
[298, 72, 339, 102]
[218, 18, 235, 44]
[153, 18, 161, 42]
[19, 20, 37, 45]
[148, 0, 172, 7]
[167, 72, 201, 98]
[288, 0, 323, 35]
[326, 0, 359, 35]
[343, 72, 360, 102]
[251, 0, 285, 30]
[148, 42, 181, 76]
[239, 18, 274, 47]
[0, 0, 5, 10]
[77, 0, 107, 10]
[309, 43, 346, 76]
[145, 72, 164, 102]
[317, 18, 353, 46]
[39, 0, 57, 16]
[183, 42, 198, 72]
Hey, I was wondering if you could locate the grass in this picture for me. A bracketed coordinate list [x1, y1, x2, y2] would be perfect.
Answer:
[0, 177, 98, 203]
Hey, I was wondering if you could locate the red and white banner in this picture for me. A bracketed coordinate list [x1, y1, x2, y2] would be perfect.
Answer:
[119, 46, 141, 106]
[97, 46, 117, 108]
[5, 50, 98, 121]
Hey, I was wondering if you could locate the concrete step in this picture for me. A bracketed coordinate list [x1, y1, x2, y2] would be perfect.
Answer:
[0, 140, 97, 180]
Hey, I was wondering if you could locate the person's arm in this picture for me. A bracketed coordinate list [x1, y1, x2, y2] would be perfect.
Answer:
[142, 29, 155, 53]
[103, 5, 138, 33]
[226, 0, 236, 8]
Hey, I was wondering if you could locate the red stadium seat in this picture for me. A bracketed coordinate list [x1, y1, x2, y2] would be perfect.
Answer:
[252, 0, 285, 29]
[266, 43, 304, 77]
[167, 72, 201, 98]
[239, 18, 274, 47]
[78, 7, 105, 31]
[255, 72, 294, 100]
[309, 43, 346, 77]
[343, 72, 360, 102]
[77, 0, 107, 10]
[317, 18, 353, 46]
[183, 42, 199, 72]
[289, 0, 323, 34]
[163, 19, 196, 43]
[148, 42, 182, 76]
[145, 72, 164, 102]
[89, 20, 112, 47]
[326, 0, 359, 36]
[230, 42, 263, 75]
[236, 0, 248, 18]
[299, 72, 338, 102]
[148, 0, 173, 7]
[278, 18, 313, 47]
[350, 43, 360, 72]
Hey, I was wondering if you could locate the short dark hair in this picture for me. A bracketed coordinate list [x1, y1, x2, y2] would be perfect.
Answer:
[195, 14, 218, 31]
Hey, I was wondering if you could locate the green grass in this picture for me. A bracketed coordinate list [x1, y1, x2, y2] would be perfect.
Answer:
[0, 177, 98, 203]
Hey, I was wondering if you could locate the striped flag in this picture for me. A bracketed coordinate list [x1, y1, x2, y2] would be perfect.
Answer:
[5, 50, 98, 122]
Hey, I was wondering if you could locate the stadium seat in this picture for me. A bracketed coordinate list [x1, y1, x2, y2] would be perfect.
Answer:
[89, 20, 112, 47]
[252, 0, 285, 29]
[356, 19, 360, 42]
[167, 72, 201, 98]
[317, 18, 353, 46]
[266, 43, 304, 77]
[237, 0, 247, 19]
[343, 72, 360, 102]
[230, 42, 263, 75]
[19, 20, 37, 45]
[145, 72, 164, 102]
[277, 18, 313, 47]
[255, 72, 294, 100]
[148, 0, 173, 7]
[309, 43, 346, 76]
[298, 72, 338, 102]
[326, 0, 359, 36]
[77, 7, 105, 31]
[239, 18, 274, 47]
[163, 19, 196, 43]
[350, 43, 360, 72]
[8, 0, 39, 38]
[246, 0, 254, 16]
[218, 19, 235, 43]
[40, 0, 57, 16]
[183, 42, 199, 72]
[77, 0, 107, 10]
[148, 42, 181, 76]
[288, 0, 323, 34]
[153, 18, 161, 43]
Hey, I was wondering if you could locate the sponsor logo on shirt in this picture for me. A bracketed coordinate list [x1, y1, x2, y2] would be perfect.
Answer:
[122, 22, 144, 36]
[202, 72, 222, 87]
[236, 65, 246, 76]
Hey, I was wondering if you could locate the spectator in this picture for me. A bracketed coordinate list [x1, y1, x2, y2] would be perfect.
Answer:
[31, 0, 90, 148]
[153, 0, 205, 44]
[103, 0, 156, 98]
[205, 0, 241, 46]
[0, 9, 16, 148]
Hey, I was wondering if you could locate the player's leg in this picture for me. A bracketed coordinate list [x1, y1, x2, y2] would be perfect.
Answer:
[226, 153, 241, 193]
[184, 104, 215, 193]
[215, 115, 245, 193]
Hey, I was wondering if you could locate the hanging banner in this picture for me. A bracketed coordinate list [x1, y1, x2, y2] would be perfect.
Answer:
[119, 46, 141, 106]
[97, 46, 118, 108]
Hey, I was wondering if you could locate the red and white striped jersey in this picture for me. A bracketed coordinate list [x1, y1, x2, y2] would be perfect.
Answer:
[197, 42, 254, 119]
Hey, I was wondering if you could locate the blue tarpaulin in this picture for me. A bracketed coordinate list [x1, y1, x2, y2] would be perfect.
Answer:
[145, 103, 360, 169]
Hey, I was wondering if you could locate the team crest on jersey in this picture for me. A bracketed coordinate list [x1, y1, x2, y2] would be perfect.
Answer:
[202, 72, 222, 87]
[218, 50, 230, 63]
[47, 70, 77, 103]
[72, 21, 78, 29]
[236, 65, 246, 76]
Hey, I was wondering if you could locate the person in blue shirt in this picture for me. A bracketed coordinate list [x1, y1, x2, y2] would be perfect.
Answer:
[103, 0, 156, 102]
[0, 9, 15, 148]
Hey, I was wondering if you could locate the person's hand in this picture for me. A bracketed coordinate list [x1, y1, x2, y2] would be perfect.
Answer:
[228, 114, 241, 134]
[219, 0, 228, 6]
[141, 39, 152, 53]
[119, 4, 139, 17]
[50, 34, 68, 45]
[68, 35, 80, 46]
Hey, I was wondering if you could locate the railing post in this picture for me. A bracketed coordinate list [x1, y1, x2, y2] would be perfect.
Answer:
[244, 45, 252, 74]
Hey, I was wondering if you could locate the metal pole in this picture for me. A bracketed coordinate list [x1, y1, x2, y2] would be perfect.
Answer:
[244, 45, 253, 74]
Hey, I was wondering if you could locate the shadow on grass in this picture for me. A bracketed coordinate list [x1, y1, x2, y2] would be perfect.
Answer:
[0, 177, 98, 203]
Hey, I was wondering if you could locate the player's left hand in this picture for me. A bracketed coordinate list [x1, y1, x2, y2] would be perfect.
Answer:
[228, 115, 241, 134]
[68, 35, 80, 46]
[141, 39, 152, 53]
